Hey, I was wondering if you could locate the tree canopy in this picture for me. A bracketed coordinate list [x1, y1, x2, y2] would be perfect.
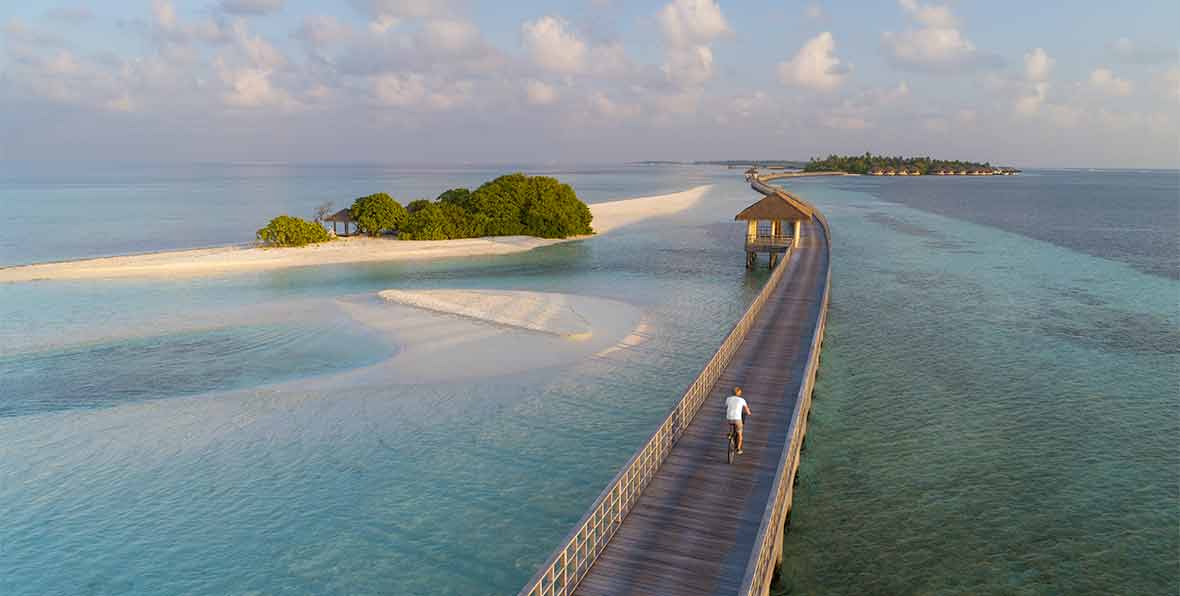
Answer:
[257, 215, 331, 247]
[399, 174, 593, 241]
[349, 192, 406, 236]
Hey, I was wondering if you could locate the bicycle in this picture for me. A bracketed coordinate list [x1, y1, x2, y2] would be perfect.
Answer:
[726, 413, 746, 464]
[726, 423, 739, 464]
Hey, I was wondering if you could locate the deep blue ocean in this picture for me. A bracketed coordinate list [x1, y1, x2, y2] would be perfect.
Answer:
[0, 165, 1176, 595]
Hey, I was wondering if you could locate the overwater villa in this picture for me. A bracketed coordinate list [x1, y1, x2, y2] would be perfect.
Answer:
[870, 168, 884, 176]
[885, 168, 897, 176]
[735, 188, 814, 269]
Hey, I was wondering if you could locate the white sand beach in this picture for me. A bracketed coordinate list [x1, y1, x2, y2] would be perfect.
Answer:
[0, 185, 710, 283]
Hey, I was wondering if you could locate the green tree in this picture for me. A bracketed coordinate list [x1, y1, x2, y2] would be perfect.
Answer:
[521, 177, 593, 238]
[350, 192, 406, 236]
[406, 199, 432, 214]
[437, 188, 473, 210]
[400, 202, 476, 240]
[256, 215, 331, 247]
[468, 174, 530, 236]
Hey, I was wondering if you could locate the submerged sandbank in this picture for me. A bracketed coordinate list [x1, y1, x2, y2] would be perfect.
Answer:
[379, 289, 593, 339]
[0, 185, 710, 283]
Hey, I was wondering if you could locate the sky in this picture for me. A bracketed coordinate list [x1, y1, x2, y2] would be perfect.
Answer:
[0, 0, 1177, 167]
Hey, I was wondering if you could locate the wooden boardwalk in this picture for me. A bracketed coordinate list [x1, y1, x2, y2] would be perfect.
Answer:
[570, 219, 830, 596]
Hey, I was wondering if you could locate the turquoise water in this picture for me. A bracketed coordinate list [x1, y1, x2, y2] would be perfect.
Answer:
[0, 162, 718, 266]
[1, 166, 1176, 595]
[0, 169, 771, 595]
[774, 173, 1178, 595]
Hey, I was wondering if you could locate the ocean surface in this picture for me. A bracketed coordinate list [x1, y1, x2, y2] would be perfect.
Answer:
[1, 165, 1176, 595]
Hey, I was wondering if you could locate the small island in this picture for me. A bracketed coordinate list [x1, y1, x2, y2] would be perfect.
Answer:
[803, 153, 1020, 176]
[256, 173, 594, 247]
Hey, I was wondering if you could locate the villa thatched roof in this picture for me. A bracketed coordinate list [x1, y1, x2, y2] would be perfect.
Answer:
[734, 190, 814, 222]
[323, 208, 353, 223]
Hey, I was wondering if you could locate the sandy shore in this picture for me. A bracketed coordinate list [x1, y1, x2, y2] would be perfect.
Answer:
[0, 185, 709, 283]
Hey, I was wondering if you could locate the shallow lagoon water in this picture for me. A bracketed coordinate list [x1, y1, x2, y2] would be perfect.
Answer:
[1, 167, 1176, 595]
[774, 174, 1178, 595]
[0, 171, 770, 596]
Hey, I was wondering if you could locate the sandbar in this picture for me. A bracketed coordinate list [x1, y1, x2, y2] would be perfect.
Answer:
[0, 185, 710, 283]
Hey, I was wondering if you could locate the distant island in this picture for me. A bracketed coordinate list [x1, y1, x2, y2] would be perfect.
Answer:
[803, 153, 1019, 176]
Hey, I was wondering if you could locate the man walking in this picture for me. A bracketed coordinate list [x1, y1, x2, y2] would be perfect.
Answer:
[725, 387, 752, 454]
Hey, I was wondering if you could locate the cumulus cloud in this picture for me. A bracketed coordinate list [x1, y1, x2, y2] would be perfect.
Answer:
[778, 32, 848, 91]
[658, 0, 730, 46]
[664, 45, 714, 87]
[217, 63, 295, 108]
[1089, 67, 1133, 96]
[1024, 48, 1053, 81]
[521, 16, 586, 74]
[1108, 37, 1176, 65]
[658, 0, 729, 88]
[219, 0, 285, 16]
[1015, 82, 1048, 115]
[525, 79, 558, 105]
[882, 0, 998, 72]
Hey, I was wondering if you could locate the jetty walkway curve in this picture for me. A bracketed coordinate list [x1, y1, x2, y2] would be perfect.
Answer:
[518, 176, 832, 596]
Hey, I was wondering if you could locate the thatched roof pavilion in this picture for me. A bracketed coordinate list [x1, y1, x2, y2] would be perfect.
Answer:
[323, 208, 356, 236]
[735, 189, 813, 268]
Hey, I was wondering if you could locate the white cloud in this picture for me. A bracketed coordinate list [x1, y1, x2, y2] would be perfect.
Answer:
[216, 63, 295, 109]
[1108, 37, 1175, 65]
[1016, 82, 1048, 115]
[587, 42, 633, 77]
[658, 0, 730, 46]
[220, 0, 285, 16]
[590, 92, 640, 119]
[898, 0, 958, 28]
[152, 0, 178, 31]
[366, 15, 399, 34]
[1089, 67, 1132, 96]
[778, 32, 847, 91]
[664, 45, 714, 87]
[883, 0, 996, 72]
[372, 72, 426, 106]
[658, 0, 729, 88]
[229, 20, 285, 69]
[295, 16, 352, 47]
[1024, 48, 1053, 81]
[521, 16, 586, 74]
[727, 91, 769, 119]
[420, 19, 479, 54]
[525, 79, 558, 105]
[1159, 67, 1180, 101]
[45, 50, 81, 75]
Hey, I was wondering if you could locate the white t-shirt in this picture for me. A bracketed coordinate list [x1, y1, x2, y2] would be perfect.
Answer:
[725, 395, 748, 421]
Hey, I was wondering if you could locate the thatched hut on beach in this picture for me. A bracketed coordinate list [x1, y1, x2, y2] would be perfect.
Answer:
[323, 209, 356, 236]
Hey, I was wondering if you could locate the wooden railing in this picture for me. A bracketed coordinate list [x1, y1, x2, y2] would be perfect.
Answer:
[746, 234, 793, 249]
[736, 192, 833, 596]
[517, 231, 795, 596]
